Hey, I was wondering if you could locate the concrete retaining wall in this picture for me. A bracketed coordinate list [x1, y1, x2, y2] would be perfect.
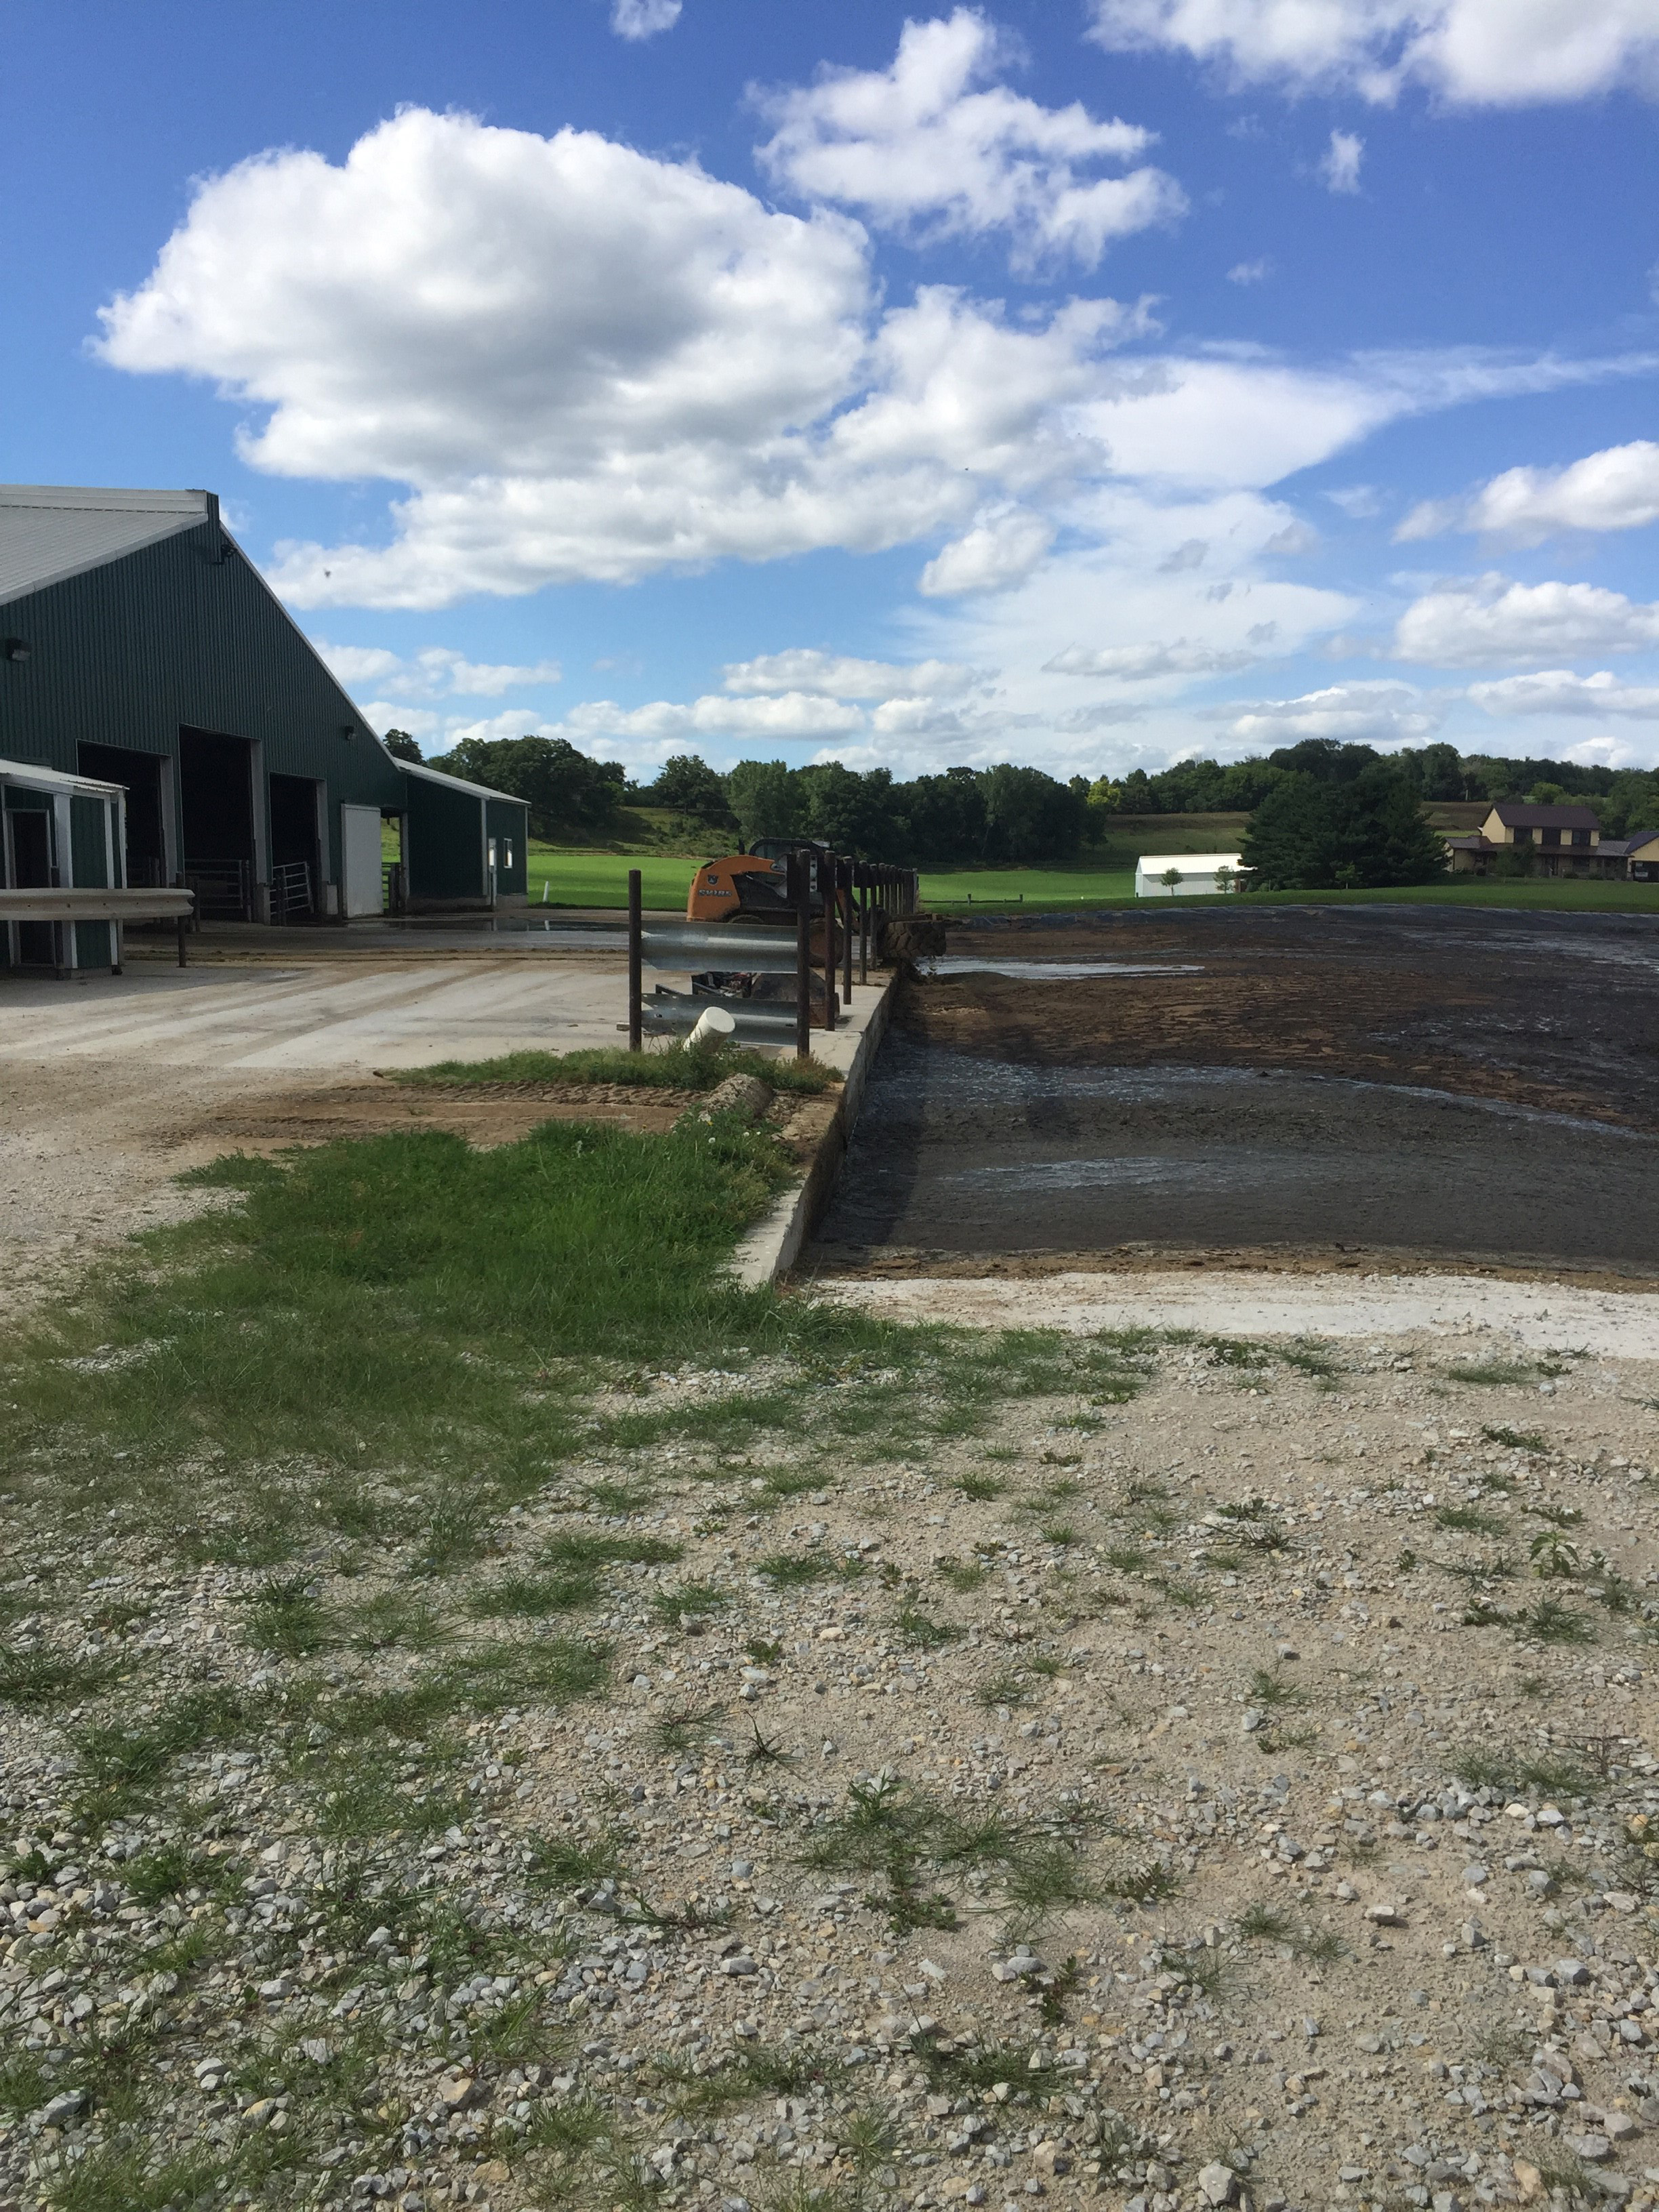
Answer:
[730, 975, 898, 1288]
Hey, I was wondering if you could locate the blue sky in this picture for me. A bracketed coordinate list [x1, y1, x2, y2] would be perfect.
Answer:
[5, 0, 1659, 780]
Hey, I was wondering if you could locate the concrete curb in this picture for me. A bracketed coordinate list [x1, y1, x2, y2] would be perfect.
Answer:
[730, 976, 898, 1289]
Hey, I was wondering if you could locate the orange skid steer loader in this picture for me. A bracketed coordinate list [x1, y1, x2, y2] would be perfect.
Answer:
[684, 838, 843, 1008]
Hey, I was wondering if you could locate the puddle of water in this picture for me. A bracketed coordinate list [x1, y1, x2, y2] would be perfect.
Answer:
[930, 958, 1204, 978]
[941, 1153, 1304, 1194]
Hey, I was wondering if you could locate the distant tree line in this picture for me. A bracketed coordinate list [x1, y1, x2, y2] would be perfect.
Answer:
[399, 728, 1659, 882]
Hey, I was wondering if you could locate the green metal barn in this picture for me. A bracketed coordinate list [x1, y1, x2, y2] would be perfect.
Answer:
[0, 484, 529, 962]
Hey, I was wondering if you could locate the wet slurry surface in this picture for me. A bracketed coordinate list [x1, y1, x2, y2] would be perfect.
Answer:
[813, 905, 1659, 1275]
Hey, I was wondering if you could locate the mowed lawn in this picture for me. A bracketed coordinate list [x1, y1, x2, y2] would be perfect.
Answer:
[526, 841, 1659, 918]
[528, 846, 702, 909]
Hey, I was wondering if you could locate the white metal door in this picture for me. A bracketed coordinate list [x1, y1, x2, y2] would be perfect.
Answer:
[340, 804, 384, 918]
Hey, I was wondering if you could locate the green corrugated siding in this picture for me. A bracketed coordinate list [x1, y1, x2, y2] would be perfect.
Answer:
[405, 775, 483, 901]
[486, 798, 529, 895]
[0, 520, 403, 888]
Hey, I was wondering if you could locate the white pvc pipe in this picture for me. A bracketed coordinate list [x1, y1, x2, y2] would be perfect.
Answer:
[687, 1005, 737, 1049]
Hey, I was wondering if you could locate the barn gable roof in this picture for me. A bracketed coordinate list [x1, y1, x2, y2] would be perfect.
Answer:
[0, 485, 216, 609]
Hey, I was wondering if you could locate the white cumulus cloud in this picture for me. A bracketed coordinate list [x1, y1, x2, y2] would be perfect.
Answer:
[1319, 128, 1365, 191]
[1394, 573, 1659, 665]
[1467, 668, 1659, 717]
[611, 0, 681, 39]
[1221, 680, 1446, 745]
[919, 508, 1057, 596]
[720, 649, 985, 698]
[756, 8, 1185, 270]
[1045, 638, 1261, 678]
[316, 640, 561, 698]
[1395, 440, 1659, 542]
[1086, 0, 1659, 106]
[97, 108, 1170, 609]
[92, 105, 1659, 619]
[1227, 256, 1272, 283]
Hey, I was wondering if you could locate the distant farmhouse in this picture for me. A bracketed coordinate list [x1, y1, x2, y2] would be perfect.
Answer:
[1, 485, 529, 966]
[1445, 801, 1659, 882]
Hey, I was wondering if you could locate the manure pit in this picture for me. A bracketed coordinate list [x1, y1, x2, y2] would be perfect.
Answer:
[810, 904, 1659, 1282]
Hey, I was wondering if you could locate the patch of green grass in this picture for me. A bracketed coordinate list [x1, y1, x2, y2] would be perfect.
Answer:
[937, 1557, 988, 1592]
[541, 1530, 684, 1572]
[758, 1466, 820, 1498]
[245, 1570, 332, 1656]
[1482, 1426, 1547, 1452]
[1206, 1338, 1272, 1370]
[1040, 1520, 1078, 1546]
[1451, 1746, 1591, 1797]
[527, 1829, 633, 1891]
[802, 1776, 1100, 1935]
[956, 1473, 1006, 1501]
[0, 2051, 51, 2115]
[1237, 1901, 1292, 1942]
[411, 1496, 497, 1576]
[978, 1669, 1031, 1708]
[390, 1040, 839, 1095]
[344, 1591, 443, 1651]
[653, 1702, 726, 1755]
[1467, 1594, 1591, 1643]
[650, 1580, 730, 1624]
[1279, 1342, 1341, 1381]
[756, 1551, 833, 1586]
[121, 1842, 216, 1902]
[581, 1478, 654, 1514]
[1099, 1853, 1176, 1902]
[914, 2031, 1067, 2099]
[0, 1646, 113, 1708]
[745, 1637, 783, 1666]
[173, 1511, 303, 1568]
[43, 2142, 222, 2212]
[1435, 1504, 1505, 1534]
[466, 1570, 602, 1618]
[1102, 1543, 1147, 1574]
[73, 1683, 257, 1812]
[898, 1607, 960, 1650]
[1247, 1664, 1305, 1709]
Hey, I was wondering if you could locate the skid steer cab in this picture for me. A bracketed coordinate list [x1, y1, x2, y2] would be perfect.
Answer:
[686, 838, 832, 926]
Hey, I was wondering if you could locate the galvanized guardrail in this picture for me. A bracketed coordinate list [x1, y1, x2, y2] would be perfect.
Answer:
[626, 855, 918, 1060]
[0, 884, 197, 969]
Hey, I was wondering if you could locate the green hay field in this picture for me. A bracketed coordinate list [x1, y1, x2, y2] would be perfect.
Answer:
[527, 840, 1659, 919]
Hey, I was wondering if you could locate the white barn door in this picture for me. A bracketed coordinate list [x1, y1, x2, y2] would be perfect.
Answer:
[340, 805, 384, 918]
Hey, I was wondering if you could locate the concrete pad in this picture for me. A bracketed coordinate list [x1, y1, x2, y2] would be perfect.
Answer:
[0, 958, 631, 1071]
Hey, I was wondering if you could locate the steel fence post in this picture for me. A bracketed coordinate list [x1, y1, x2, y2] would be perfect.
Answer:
[628, 868, 642, 1052]
[794, 853, 812, 1059]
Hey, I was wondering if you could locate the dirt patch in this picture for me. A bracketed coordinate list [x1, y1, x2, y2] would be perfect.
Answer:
[813, 907, 1659, 1277]
[189, 1082, 693, 1155]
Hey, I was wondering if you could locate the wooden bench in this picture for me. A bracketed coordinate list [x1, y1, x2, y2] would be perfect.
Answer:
[0, 886, 197, 973]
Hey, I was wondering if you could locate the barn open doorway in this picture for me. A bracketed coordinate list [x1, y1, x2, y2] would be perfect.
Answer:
[3, 796, 55, 965]
[78, 743, 168, 886]
[180, 726, 255, 918]
[269, 773, 322, 922]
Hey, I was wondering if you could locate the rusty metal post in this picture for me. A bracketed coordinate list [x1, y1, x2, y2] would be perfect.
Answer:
[820, 852, 837, 1029]
[793, 853, 812, 1059]
[627, 867, 642, 1051]
[857, 865, 869, 985]
[840, 856, 854, 1000]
